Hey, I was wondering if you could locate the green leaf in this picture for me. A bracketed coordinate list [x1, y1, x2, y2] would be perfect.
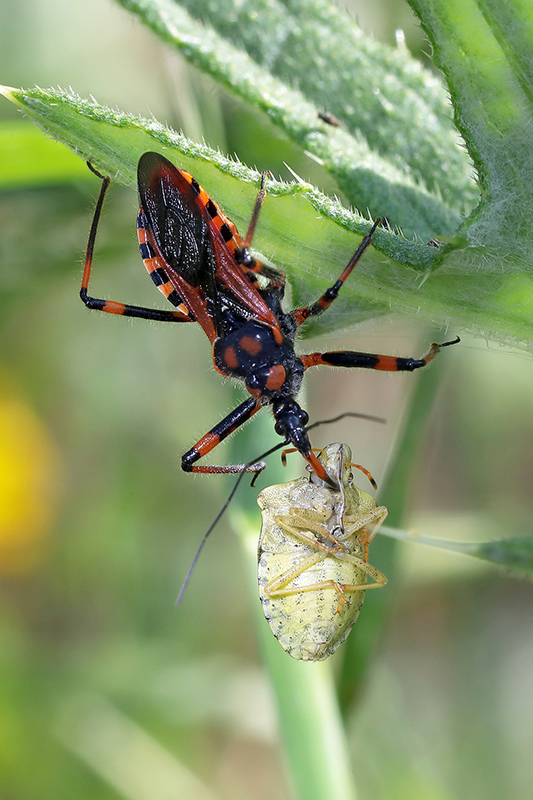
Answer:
[380, 527, 533, 578]
[114, 0, 533, 340]
[0, 84, 445, 338]
[0, 121, 88, 188]
[407, 0, 533, 261]
[3, 0, 533, 340]
[116, 0, 477, 240]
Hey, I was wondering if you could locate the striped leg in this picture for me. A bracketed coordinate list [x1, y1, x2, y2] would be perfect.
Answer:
[80, 163, 193, 322]
[234, 171, 286, 291]
[181, 397, 265, 474]
[300, 337, 460, 372]
[292, 218, 382, 326]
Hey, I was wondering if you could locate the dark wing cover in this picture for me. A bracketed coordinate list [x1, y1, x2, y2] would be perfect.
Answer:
[138, 152, 217, 291]
[138, 153, 283, 336]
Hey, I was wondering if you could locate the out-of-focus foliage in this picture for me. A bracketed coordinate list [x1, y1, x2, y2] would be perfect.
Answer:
[1, 1, 533, 799]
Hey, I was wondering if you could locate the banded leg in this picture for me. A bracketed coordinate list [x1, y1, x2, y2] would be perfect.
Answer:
[234, 171, 286, 291]
[240, 259, 286, 290]
[292, 217, 382, 326]
[81, 163, 193, 322]
[300, 337, 460, 373]
[181, 397, 264, 474]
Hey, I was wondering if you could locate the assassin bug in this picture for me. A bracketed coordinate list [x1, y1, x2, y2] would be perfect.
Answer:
[257, 442, 387, 660]
[81, 153, 458, 487]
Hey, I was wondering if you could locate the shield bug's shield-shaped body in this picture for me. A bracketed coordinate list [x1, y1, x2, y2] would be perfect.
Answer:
[257, 443, 387, 661]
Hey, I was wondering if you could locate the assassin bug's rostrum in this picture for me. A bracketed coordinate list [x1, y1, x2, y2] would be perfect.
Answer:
[81, 153, 458, 487]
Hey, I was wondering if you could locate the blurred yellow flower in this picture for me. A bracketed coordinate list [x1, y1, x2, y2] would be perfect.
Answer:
[0, 391, 61, 574]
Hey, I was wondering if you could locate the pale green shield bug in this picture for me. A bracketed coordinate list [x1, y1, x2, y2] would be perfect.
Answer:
[257, 443, 387, 661]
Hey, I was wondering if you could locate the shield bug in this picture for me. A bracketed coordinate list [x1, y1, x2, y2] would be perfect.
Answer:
[257, 443, 387, 660]
[82, 154, 458, 486]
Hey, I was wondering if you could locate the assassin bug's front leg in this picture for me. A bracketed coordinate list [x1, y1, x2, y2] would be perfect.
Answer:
[181, 396, 266, 475]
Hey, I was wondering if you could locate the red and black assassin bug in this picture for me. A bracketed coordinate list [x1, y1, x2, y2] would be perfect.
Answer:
[81, 152, 458, 488]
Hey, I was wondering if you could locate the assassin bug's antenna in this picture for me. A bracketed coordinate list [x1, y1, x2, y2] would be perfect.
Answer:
[176, 410, 386, 605]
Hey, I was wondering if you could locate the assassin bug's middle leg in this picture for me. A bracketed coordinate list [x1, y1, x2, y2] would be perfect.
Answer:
[81, 154, 459, 487]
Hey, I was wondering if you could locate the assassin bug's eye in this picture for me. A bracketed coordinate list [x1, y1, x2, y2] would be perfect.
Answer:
[274, 418, 286, 436]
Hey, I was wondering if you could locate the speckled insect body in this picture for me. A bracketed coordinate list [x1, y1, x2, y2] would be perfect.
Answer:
[257, 443, 387, 661]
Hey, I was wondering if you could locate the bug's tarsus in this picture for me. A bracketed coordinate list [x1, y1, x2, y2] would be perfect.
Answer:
[86, 161, 109, 182]
[240, 170, 272, 257]
[438, 335, 461, 348]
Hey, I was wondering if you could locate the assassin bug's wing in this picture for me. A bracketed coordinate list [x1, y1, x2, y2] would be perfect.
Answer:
[138, 152, 221, 339]
[137, 153, 281, 339]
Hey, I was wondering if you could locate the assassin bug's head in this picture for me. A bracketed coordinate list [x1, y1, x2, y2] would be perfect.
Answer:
[272, 399, 338, 489]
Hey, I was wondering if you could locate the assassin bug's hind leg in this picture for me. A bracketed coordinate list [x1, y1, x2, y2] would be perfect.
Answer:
[81, 162, 193, 323]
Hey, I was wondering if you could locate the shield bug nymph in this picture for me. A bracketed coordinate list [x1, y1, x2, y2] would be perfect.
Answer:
[257, 443, 387, 661]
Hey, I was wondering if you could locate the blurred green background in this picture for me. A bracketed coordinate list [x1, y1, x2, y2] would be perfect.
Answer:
[1, 1, 533, 799]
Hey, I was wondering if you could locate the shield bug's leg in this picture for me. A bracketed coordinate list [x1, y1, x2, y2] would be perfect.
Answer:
[274, 510, 351, 553]
[80, 163, 193, 323]
[181, 397, 265, 474]
[301, 336, 460, 373]
[280, 446, 324, 467]
[292, 217, 382, 326]
[276, 501, 387, 556]
[263, 551, 327, 598]
[280, 448, 378, 490]
[334, 556, 388, 591]
[350, 462, 378, 490]
[264, 556, 387, 602]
